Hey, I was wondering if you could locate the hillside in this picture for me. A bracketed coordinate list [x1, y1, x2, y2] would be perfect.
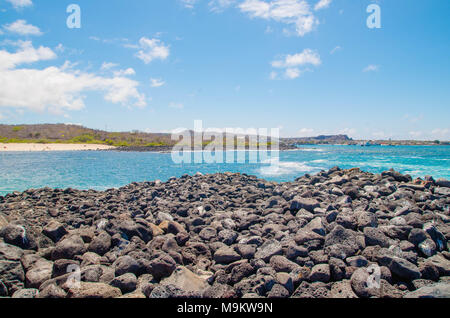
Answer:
[0, 124, 173, 147]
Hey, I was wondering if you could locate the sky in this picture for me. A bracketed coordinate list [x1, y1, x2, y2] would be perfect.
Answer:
[0, 0, 449, 140]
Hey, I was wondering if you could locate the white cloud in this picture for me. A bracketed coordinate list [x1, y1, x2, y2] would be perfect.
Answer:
[180, 0, 199, 9]
[285, 68, 301, 79]
[209, 0, 236, 12]
[113, 68, 136, 77]
[314, 0, 331, 11]
[6, 0, 32, 9]
[0, 41, 56, 70]
[0, 42, 147, 114]
[3, 20, 42, 36]
[150, 78, 165, 88]
[169, 102, 184, 109]
[272, 49, 321, 68]
[101, 62, 118, 70]
[363, 64, 379, 72]
[134, 37, 170, 64]
[239, 0, 319, 37]
[271, 48, 321, 79]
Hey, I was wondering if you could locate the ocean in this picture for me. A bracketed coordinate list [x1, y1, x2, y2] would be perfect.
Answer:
[0, 145, 449, 196]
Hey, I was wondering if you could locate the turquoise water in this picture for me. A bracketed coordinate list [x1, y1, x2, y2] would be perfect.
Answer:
[0, 145, 449, 196]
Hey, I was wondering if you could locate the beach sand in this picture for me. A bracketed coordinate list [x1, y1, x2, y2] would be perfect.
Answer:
[0, 143, 116, 152]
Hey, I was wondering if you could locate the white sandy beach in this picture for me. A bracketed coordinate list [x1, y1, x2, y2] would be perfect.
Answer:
[0, 143, 116, 152]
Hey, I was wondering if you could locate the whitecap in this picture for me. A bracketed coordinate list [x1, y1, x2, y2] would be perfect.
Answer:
[258, 160, 315, 176]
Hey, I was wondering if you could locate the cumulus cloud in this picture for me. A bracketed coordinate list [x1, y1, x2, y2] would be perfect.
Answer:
[3, 20, 42, 36]
[271, 48, 321, 79]
[0, 41, 56, 69]
[6, 0, 32, 9]
[0, 42, 147, 114]
[238, 0, 319, 37]
[314, 0, 331, 11]
[150, 78, 165, 88]
[134, 37, 170, 64]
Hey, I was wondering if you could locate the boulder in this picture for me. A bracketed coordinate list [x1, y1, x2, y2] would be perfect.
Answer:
[148, 254, 177, 280]
[214, 246, 241, 264]
[11, 288, 39, 298]
[254, 240, 283, 262]
[404, 283, 450, 298]
[52, 235, 87, 260]
[42, 221, 67, 243]
[110, 273, 138, 294]
[160, 266, 209, 293]
[290, 197, 320, 212]
[25, 259, 53, 289]
[88, 232, 111, 256]
[309, 264, 330, 283]
[113, 255, 140, 276]
[67, 282, 122, 298]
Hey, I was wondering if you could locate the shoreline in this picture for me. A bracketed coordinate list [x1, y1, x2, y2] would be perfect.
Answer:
[0, 143, 116, 152]
[0, 168, 449, 298]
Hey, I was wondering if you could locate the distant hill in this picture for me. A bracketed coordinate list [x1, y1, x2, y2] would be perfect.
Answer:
[282, 134, 353, 145]
[0, 124, 173, 147]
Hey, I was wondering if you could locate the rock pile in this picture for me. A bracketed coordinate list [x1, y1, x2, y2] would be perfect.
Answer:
[0, 167, 449, 298]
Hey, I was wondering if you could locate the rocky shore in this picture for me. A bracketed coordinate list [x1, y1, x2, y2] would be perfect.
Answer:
[0, 167, 449, 298]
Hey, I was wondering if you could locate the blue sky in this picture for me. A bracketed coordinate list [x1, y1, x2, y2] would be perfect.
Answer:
[0, 0, 449, 140]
